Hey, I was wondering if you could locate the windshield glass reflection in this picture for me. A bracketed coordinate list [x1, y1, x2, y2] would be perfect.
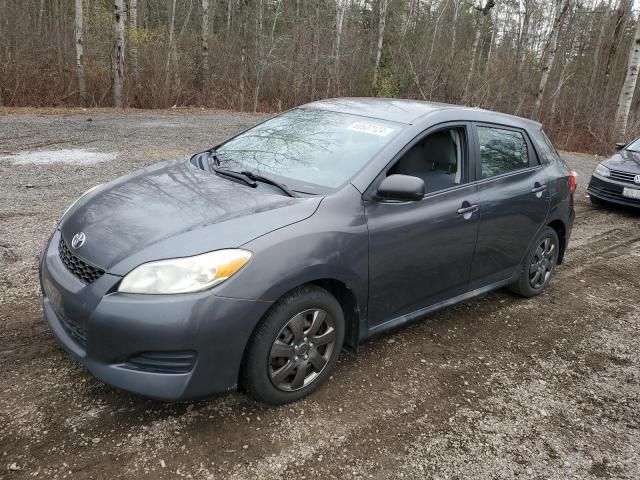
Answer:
[626, 137, 640, 152]
[215, 108, 402, 190]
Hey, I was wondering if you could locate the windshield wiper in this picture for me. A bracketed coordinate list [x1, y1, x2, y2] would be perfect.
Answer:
[201, 151, 257, 187]
[211, 166, 257, 188]
[203, 150, 295, 196]
[240, 170, 297, 198]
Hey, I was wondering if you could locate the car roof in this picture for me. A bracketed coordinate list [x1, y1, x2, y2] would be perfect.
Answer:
[304, 97, 542, 130]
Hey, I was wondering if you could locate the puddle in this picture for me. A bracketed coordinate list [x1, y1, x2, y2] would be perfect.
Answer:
[0, 149, 117, 165]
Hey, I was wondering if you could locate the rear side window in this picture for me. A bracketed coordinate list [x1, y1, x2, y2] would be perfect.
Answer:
[478, 126, 529, 179]
[535, 128, 568, 168]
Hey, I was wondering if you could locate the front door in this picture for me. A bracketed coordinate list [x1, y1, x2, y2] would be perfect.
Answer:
[365, 125, 480, 327]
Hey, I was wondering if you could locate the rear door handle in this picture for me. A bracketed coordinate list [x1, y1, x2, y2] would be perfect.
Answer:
[457, 204, 479, 219]
[531, 184, 547, 196]
[457, 205, 479, 214]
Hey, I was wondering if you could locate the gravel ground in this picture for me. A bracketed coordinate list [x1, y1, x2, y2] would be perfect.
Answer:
[0, 109, 638, 479]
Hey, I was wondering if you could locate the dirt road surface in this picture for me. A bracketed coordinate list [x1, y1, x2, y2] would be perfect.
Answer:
[1, 110, 638, 479]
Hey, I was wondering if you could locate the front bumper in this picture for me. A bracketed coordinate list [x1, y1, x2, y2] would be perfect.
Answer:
[40, 230, 273, 400]
[587, 174, 640, 208]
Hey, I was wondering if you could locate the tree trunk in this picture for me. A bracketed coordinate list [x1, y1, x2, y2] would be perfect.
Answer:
[532, 0, 570, 120]
[487, 3, 500, 67]
[74, 0, 86, 103]
[252, 0, 264, 112]
[239, 45, 245, 111]
[226, 0, 233, 45]
[449, 0, 460, 57]
[201, 0, 209, 91]
[614, 18, 640, 139]
[602, 0, 633, 98]
[588, 0, 612, 94]
[37, 0, 45, 34]
[516, 0, 531, 75]
[334, 0, 347, 96]
[113, 0, 125, 108]
[401, 0, 416, 40]
[463, 1, 496, 103]
[425, 2, 447, 74]
[165, 0, 177, 99]
[311, 0, 320, 99]
[371, 0, 387, 91]
[238, 0, 246, 112]
[130, 0, 139, 84]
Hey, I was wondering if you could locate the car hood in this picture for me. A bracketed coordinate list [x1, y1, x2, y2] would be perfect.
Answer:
[602, 150, 640, 172]
[59, 159, 322, 275]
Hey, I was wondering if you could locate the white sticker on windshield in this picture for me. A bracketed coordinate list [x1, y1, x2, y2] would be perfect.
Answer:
[348, 122, 394, 137]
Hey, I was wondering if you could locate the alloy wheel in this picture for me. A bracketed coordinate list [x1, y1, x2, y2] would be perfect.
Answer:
[268, 309, 336, 392]
[529, 237, 556, 289]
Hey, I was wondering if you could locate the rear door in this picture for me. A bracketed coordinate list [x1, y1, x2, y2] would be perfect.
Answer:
[468, 123, 550, 290]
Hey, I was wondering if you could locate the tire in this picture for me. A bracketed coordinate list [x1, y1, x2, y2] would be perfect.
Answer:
[241, 285, 345, 405]
[509, 226, 560, 298]
[590, 195, 606, 207]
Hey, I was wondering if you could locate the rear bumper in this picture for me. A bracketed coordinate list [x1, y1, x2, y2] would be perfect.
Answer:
[40, 230, 273, 401]
[587, 174, 640, 208]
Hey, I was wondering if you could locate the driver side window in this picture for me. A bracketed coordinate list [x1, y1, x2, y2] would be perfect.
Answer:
[387, 127, 466, 194]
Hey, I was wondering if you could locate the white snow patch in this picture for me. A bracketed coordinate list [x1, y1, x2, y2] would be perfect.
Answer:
[0, 149, 116, 165]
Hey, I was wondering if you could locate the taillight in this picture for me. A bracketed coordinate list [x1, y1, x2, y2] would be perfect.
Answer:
[569, 170, 577, 194]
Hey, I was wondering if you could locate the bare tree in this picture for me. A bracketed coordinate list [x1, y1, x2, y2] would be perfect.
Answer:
[463, 0, 496, 103]
[602, 0, 633, 96]
[516, 0, 532, 75]
[202, 0, 210, 88]
[3, 0, 640, 154]
[333, 0, 348, 96]
[532, 0, 571, 119]
[614, 16, 640, 139]
[165, 0, 177, 101]
[130, 0, 139, 85]
[113, 0, 125, 108]
[253, 0, 282, 112]
[372, 0, 388, 91]
[74, 0, 86, 102]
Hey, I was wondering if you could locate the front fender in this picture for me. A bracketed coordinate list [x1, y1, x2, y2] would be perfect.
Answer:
[213, 185, 369, 321]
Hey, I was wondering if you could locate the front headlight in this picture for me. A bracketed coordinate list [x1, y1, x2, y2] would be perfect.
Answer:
[118, 249, 252, 294]
[594, 163, 610, 177]
[61, 184, 102, 221]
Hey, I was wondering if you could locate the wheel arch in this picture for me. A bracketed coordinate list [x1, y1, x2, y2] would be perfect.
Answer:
[547, 219, 567, 264]
[241, 276, 363, 369]
[308, 278, 361, 352]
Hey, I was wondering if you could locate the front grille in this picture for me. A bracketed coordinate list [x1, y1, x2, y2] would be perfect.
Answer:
[58, 238, 105, 283]
[125, 351, 197, 374]
[59, 315, 87, 349]
[609, 169, 639, 184]
[588, 176, 640, 204]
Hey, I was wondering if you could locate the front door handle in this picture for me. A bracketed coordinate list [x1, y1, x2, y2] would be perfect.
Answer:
[531, 183, 547, 197]
[457, 203, 479, 220]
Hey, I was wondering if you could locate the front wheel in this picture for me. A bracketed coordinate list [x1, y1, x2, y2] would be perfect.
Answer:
[509, 226, 560, 298]
[241, 285, 345, 405]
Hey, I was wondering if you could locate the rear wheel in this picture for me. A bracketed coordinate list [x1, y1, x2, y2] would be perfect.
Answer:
[241, 285, 344, 405]
[509, 226, 560, 298]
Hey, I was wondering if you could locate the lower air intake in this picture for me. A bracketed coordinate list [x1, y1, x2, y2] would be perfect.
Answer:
[124, 350, 196, 374]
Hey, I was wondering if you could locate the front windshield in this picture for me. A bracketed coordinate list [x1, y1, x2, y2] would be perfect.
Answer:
[215, 108, 402, 192]
[626, 137, 640, 152]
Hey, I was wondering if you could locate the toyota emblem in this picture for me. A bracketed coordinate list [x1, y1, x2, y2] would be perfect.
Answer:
[71, 232, 86, 249]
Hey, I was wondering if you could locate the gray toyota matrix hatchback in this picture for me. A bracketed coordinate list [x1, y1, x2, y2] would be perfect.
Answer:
[40, 98, 576, 404]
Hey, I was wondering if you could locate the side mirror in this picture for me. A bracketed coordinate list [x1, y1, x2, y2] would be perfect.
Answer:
[615, 142, 626, 151]
[377, 174, 424, 201]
